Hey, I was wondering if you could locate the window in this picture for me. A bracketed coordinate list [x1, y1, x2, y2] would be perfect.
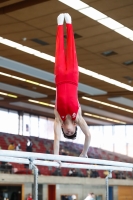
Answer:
[47, 118, 54, 140]
[102, 126, 113, 152]
[126, 125, 133, 157]
[74, 127, 84, 145]
[113, 125, 126, 155]
[113, 125, 126, 143]
[23, 113, 30, 136]
[0, 108, 9, 133]
[127, 144, 133, 157]
[8, 110, 19, 135]
[89, 126, 104, 148]
[0, 106, 131, 157]
[126, 125, 133, 143]
[39, 116, 47, 138]
[30, 115, 39, 137]
[19, 115, 23, 135]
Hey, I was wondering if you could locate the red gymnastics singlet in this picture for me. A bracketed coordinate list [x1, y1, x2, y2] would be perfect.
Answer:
[54, 23, 79, 121]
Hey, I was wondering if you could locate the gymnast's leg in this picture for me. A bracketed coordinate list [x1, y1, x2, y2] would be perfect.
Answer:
[54, 13, 66, 85]
[65, 13, 79, 85]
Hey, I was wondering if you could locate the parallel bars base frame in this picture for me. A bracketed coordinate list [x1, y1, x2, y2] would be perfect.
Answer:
[0, 150, 133, 200]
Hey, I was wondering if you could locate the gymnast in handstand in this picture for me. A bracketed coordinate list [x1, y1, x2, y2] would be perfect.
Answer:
[54, 13, 91, 158]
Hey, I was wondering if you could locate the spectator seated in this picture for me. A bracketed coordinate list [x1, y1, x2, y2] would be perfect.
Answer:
[0, 132, 133, 178]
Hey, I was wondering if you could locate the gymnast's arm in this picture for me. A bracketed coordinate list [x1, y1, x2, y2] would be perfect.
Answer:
[54, 109, 62, 155]
[76, 107, 91, 157]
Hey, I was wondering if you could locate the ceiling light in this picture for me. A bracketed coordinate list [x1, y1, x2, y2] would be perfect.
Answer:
[129, 37, 133, 41]
[0, 39, 22, 48]
[79, 7, 107, 20]
[0, 71, 56, 91]
[82, 96, 133, 113]
[1, 32, 133, 92]
[84, 112, 126, 124]
[7, 94, 17, 98]
[98, 17, 124, 30]
[0, 92, 8, 96]
[26, 80, 39, 85]
[0, 91, 17, 98]
[12, 76, 25, 81]
[0, 72, 11, 77]
[108, 97, 133, 109]
[79, 66, 133, 91]
[39, 84, 56, 90]
[115, 27, 133, 38]
[28, 99, 39, 104]
[58, 0, 133, 41]
[35, 52, 55, 62]
[16, 46, 40, 55]
[39, 101, 55, 107]
[28, 99, 55, 108]
[58, 0, 88, 10]
[49, 57, 55, 62]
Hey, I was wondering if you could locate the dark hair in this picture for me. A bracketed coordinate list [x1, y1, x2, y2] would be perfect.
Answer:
[62, 126, 77, 140]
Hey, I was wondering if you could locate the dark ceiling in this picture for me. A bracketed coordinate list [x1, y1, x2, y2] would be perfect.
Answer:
[0, 0, 133, 125]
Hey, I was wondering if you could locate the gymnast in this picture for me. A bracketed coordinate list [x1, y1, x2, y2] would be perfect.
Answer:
[54, 13, 91, 158]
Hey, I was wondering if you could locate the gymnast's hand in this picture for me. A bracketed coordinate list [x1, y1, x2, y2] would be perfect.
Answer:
[54, 160, 62, 168]
[79, 153, 88, 158]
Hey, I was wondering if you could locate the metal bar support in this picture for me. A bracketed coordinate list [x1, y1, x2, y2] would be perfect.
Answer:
[29, 158, 38, 200]
[105, 171, 112, 200]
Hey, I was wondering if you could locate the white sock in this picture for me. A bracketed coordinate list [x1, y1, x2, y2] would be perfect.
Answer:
[64, 13, 72, 24]
[57, 13, 64, 25]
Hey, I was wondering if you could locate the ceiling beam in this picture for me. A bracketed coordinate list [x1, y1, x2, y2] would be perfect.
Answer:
[0, 0, 49, 14]
[0, 56, 107, 96]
